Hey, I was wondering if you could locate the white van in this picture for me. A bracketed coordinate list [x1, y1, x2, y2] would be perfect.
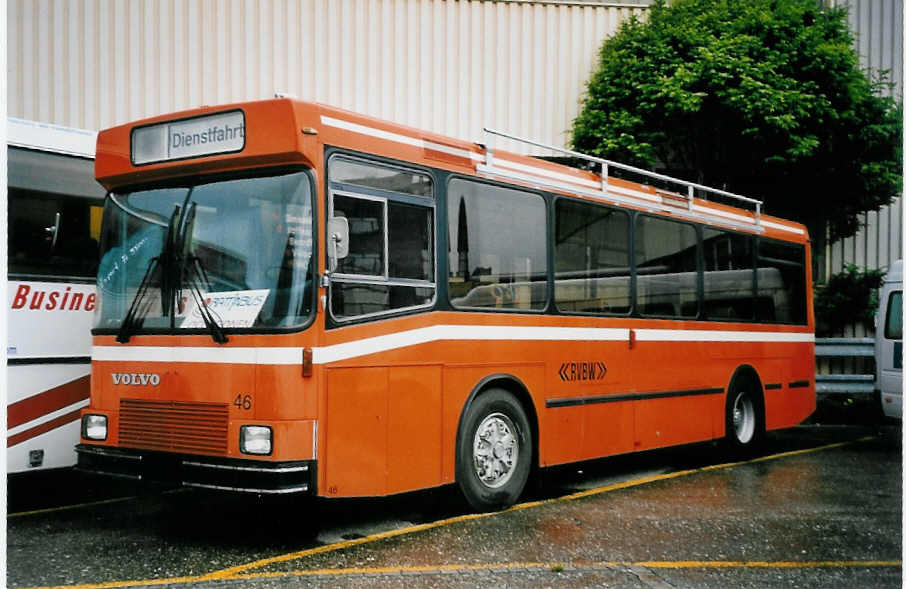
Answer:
[875, 259, 902, 419]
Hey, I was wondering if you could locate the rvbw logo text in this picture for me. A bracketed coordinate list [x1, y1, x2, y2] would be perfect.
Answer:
[112, 373, 161, 386]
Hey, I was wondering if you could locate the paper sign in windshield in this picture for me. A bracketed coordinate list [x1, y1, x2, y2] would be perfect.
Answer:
[179, 289, 269, 329]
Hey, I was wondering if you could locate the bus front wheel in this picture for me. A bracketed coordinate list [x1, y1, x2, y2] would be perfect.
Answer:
[456, 389, 532, 512]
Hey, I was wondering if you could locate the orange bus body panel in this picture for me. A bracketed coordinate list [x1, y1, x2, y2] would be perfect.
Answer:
[82, 98, 815, 500]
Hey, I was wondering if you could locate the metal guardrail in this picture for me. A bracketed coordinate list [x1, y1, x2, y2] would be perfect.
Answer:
[815, 338, 876, 395]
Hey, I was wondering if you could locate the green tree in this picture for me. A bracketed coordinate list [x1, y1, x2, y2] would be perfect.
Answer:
[814, 264, 884, 336]
[571, 0, 901, 259]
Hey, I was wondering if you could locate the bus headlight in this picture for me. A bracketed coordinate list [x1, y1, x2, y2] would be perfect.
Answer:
[81, 414, 108, 441]
[240, 425, 272, 455]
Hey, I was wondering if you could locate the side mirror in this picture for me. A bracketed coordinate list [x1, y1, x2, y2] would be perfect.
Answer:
[327, 216, 349, 270]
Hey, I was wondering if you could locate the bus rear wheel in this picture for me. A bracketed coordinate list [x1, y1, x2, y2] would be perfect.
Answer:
[456, 389, 532, 512]
[724, 378, 764, 456]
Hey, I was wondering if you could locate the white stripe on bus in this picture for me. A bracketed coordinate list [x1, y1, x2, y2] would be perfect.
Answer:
[320, 115, 805, 236]
[92, 326, 813, 365]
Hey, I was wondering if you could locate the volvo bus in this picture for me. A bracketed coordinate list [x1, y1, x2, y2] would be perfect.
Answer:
[77, 98, 814, 510]
[8, 118, 105, 472]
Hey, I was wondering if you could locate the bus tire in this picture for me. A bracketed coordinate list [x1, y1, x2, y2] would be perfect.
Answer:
[724, 376, 765, 456]
[456, 388, 532, 512]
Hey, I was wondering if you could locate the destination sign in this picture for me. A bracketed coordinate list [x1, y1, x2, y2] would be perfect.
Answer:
[131, 110, 245, 165]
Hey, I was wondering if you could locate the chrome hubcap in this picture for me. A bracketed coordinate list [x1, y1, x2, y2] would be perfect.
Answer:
[733, 392, 755, 444]
[473, 412, 518, 488]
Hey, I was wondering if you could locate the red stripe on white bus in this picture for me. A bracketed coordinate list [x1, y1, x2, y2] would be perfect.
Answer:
[7, 409, 83, 448]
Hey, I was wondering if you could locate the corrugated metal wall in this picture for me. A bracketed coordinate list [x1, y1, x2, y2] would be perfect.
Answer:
[7, 0, 646, 154]
[832, 0, 903, 100]
[825, 0, 903, 284]
[8, 0, 900, 276]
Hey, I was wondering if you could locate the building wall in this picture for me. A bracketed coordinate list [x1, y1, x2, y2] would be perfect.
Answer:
[825, 0, 903, 284]
[9, 0, 900, 276]
[7, 0, 646, 155]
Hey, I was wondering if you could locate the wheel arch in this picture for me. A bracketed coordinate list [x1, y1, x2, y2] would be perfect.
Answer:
[456, 373, 540, 471]
[728, 364, 765, 401]
[727, 363, 766, 426]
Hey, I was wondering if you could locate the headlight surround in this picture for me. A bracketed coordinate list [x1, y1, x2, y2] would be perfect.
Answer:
[81, 414, 108, 441]
[240, 425, 273, 456]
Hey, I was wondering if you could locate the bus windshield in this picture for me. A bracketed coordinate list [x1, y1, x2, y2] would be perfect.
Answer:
[94, 170, 314, 333]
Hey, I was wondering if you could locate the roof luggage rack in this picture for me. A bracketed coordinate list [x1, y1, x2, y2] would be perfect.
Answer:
[476, 127, 763, 230]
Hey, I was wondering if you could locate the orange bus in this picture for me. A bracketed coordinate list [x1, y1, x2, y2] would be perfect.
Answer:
[77, 98, 815, 511]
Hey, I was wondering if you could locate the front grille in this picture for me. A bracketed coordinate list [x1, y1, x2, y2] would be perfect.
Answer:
[119, 399, 229, 455]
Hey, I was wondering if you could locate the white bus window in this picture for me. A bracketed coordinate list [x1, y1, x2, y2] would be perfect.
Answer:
[9, 189, 102, 279]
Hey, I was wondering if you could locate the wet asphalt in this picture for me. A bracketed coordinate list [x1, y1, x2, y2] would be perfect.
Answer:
[6, 424, 902, 588]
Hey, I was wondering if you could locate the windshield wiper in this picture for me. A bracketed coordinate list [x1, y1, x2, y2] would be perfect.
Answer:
[114, 192, 228, 344]
[116, 204, 182, 343]
[177, 203, 228, 345]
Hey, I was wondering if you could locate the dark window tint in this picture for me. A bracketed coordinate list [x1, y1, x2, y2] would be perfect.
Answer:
[9, 188, 103, 278]
[701, 228, 755, 321]
[388, 202, 434, 281]
[554, 199, 630, 314]
[757, 239, 807, 324]
[635, 215, 698, 318]
[334, 194, 385, 277]
[885, 291, 902, 340]
[447, 179, 547, 311]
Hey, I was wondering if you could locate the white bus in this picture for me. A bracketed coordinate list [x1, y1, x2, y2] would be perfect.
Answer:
[7, 118, 105, 472]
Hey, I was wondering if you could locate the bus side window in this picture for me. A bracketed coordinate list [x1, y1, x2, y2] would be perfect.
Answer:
[447, 179, 548, 311]
[9, 188, 102, 278]
[554, 199, 630, 315]
[701, 228, 754, 321]
[635, 215, 698, 318]
[756, 239, 807, 324]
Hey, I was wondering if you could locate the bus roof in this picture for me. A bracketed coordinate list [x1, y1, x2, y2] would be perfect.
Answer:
[94, 97, 809, 242]
[8, 117, 97, 158]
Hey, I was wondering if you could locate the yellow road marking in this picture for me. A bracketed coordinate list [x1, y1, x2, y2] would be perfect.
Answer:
[220, 560, 901, 581]
[9, 496, 140, 518]
[17, 436, 885, 589]
[201, 436, 876, 580]
[22, 559, 901, 589]
[9, 489, 185, 518]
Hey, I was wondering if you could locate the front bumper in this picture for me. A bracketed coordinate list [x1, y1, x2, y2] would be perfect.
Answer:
[75, 444, 315, 495]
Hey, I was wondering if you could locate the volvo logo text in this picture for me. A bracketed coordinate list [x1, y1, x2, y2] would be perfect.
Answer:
[111, 373, 161, 386]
